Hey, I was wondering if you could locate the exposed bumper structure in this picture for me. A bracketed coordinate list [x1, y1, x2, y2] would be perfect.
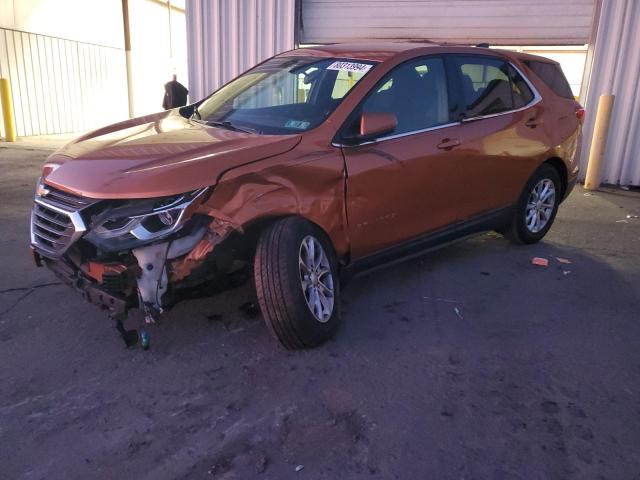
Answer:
[30, 184, 240, 328]
[35, 251, 130, 316]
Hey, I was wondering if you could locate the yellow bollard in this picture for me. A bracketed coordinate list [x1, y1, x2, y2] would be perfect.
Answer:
[584, 94, 615, 190]
[0, 78, 17, 142]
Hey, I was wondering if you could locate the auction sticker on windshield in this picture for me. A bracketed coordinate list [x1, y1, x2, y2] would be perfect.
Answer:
[326, 61, 372, 73]
[285, 119, 311, 130]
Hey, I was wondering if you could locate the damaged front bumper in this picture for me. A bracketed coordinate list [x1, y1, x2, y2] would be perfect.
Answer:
[30, 185, 242, 327]
[33, 250, 131, 316]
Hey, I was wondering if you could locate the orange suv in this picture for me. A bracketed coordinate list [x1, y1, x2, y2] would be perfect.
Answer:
[30, 43, 582, 349]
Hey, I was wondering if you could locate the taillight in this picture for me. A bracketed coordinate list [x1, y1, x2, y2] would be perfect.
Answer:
[575, 107, 585, 122]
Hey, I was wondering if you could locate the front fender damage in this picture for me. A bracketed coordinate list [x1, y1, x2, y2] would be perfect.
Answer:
[50, 145, 347, 348]
[132, 160, 345, 323]
[168, 215, 242, 283]
[160, 149, 348, 290]
[130, 217, 239, 323]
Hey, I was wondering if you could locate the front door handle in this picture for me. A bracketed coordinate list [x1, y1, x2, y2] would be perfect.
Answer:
[436, 138, 461, 150]
[525, 118, 542, 128]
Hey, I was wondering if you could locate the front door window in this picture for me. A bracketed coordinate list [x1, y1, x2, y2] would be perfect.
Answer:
[359, 56, 451, 136]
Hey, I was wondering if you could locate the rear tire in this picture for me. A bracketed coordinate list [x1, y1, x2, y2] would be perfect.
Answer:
[254, 217, 341, 349]
[505, 164, 561, 244]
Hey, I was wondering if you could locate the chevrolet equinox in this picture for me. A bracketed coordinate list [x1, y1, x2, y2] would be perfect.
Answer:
[30, 43, 583, 349]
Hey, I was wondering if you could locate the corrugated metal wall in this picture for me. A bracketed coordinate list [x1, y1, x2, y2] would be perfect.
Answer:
[300, 0, 595, 45]
[580, 0, 640, 186]
[0, 28, 128, 137]
[185, 0, 296, 102]
[0, 1, 187, 138]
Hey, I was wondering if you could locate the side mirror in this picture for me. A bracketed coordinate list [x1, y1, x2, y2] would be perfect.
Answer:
[358, 111, 397, 141]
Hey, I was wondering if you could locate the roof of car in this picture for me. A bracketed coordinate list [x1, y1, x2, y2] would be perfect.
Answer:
[504, 50, 561, 65]
[279, 42, 441, 62]
[279, 42, 559, 64]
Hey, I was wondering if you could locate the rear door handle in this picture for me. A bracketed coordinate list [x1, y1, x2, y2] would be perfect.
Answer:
[436, 138, 461, 150]
[525, 118, 542, 128]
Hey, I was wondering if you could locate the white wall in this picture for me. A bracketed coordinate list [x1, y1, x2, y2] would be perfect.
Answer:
[129, 0, 188, 116]
[0, 0, 124, 48]
[0, 0, 189, 137]
[0, 27, 129, 137]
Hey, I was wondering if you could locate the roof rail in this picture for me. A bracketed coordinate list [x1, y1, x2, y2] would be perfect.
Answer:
[475, 43, 490, 48]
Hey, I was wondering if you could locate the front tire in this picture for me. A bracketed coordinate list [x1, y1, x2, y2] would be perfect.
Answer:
[506, 164, 561, 244]
[254, 217, 341, 349]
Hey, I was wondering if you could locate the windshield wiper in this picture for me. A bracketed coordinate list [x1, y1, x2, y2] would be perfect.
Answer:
[206, 120, 259, 134]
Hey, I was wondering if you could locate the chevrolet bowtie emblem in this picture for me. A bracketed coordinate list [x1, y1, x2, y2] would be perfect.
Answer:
[36, 184, 50, 197]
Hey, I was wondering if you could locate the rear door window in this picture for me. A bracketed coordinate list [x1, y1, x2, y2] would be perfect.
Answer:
[452, 56, 514, 117]
[452, 56, 537, 118]
[524, 60, 574, 99]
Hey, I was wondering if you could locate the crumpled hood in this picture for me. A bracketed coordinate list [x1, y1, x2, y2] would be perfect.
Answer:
[43, 110, 301, 199]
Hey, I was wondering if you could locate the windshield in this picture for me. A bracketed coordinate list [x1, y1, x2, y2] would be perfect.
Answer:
[193, 56, 377, 134]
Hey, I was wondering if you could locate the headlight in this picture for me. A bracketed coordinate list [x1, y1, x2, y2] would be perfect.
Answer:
[85, 188, 209, 250]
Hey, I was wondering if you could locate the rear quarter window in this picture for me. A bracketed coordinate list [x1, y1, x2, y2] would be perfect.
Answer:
[524, 60, 574, 99]
[508, 65, 535, 108]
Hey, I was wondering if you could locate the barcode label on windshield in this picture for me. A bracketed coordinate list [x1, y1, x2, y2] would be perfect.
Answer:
[327, 61, 372, 73]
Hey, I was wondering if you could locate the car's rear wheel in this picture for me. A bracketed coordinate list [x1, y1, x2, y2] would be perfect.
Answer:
[254, 217, 341, 349]
[505, 164, 561, 244]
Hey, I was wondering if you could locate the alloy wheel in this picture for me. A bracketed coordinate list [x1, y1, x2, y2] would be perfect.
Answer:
[299, 235, 334, 322]
[525, 178, 556, 233]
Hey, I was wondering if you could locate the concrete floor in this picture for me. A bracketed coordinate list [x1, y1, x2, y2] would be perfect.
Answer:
[1, 140, 639, 480]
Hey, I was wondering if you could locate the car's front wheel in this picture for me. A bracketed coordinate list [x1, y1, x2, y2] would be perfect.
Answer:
[505, 163, 562, 244]
[254, 217, 341, 349]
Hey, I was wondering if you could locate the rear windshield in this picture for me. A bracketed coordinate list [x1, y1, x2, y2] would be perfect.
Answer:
[193, 56, 377, 135]
[524, 60, 574, 99]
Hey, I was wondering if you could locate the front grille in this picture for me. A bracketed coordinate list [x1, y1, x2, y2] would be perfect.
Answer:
[43, 186, 95, 210]
[31, 187, 96, 257]
[31, 202, 77, 256]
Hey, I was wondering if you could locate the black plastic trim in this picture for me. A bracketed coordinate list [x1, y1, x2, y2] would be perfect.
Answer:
[341, 205, 514, 283]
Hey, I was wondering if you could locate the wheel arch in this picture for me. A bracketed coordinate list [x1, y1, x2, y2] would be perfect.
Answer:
[543, 157, 568, 199]
[169, 214, 336, 287]
[242, 214, 338, 259]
